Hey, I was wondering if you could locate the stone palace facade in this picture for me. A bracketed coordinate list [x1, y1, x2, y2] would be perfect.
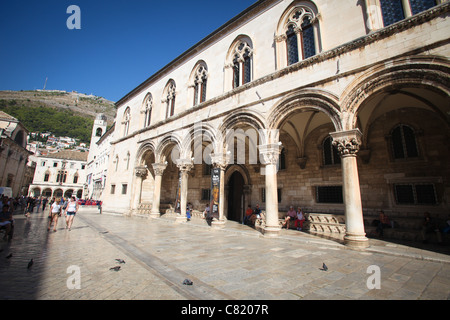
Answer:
[100, 0, 450, 247]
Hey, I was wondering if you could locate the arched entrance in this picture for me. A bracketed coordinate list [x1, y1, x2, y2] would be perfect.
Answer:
[227, 171, 245, 223]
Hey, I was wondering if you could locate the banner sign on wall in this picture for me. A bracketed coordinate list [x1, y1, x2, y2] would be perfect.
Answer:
[210, 167, 220, 219]
[174, 171, 181, 213]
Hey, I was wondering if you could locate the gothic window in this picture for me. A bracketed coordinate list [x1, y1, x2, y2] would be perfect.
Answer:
[163, 81, 176, 118]
[301, 16, 316, 59]
[95, 128, 103, 137]
[126, 152, 130, 170]
[409, 0, 436, 15]
[277, 4, 319, 68]
[193, 64, 208, 106]
[73, 174, 79, 184]
[122, 107, 131, 137]
[380, 0, 405, 26]
[379, 0, 437, 27]
[115, 155, 119, 172]
[56, 171, 67, 183]
[286, 25, 299, 65]
[44, 171, 50, 182]
[142, 93, 153, 127]
[391, 124, 419, 159]
[323, 136, 341, 165]
[232, 40, 253, 88]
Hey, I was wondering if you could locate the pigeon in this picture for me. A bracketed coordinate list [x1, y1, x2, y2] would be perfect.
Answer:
[109, 266, 121, 271]
[5, 253, 12, 259]
[115, 259, 126, 264]
[321, 263, 328, 271]
[27, 259, 34, 269]
[182, 279, 193, 285]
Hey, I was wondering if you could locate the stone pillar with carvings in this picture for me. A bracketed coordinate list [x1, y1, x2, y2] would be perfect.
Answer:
[259, 143, 281, 237]
[150, 162, 167, 218]
[330, 129, 369, 248]
[176, 159, 193, 223]
[210, 153, 229, 228]
[133, 166, 148, 215]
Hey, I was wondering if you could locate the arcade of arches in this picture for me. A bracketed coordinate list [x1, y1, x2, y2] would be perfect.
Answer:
[129, 62, 450, 248]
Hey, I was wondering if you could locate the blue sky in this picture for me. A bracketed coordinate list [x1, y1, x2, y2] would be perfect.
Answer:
[0, 0, 257, 102]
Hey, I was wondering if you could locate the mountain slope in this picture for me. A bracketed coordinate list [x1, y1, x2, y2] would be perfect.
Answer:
[0, 90, 116, 143]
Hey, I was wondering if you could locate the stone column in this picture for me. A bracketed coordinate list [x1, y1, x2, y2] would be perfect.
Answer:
[150, 163, 167, 218]
[133, 166, 148, 215]
[330, 129, 369, 248]
[176, 159, 193, 223]
[210, 153, 229, 228]
[259, 143, 281, 237]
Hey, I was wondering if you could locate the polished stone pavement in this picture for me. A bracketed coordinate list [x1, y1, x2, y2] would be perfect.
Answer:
[0, 206, 449, 301]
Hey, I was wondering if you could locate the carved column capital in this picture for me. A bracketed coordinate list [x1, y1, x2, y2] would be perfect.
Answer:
[259, 143, 281, 166]
[330, 129, 362, 157]
[210, 153, 230, 170]
[134, 166, 148, 179]
[152, 163, 167, 176]
[176, 159, 193, 172]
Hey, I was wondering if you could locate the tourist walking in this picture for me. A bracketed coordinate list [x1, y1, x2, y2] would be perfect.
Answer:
[48, 198, 62, 232]
[64, 196, 79, 231]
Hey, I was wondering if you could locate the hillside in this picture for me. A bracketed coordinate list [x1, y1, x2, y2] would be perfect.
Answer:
[0, 90, 116, 143]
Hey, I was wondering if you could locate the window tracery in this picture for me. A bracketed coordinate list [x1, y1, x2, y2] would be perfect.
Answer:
[142, 93, 153, 127]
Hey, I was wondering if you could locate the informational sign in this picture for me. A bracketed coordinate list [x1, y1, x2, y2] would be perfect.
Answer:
[174, 171, 181, 213]
[210, 167, 220, 219]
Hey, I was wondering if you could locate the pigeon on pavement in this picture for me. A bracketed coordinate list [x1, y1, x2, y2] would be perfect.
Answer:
[110, 266, 121, 271]
[27, 259, 34, 269]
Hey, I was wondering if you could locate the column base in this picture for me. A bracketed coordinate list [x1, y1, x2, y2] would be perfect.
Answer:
[175, 215, 187, 223]
[149, 212, 161, 219]
[263, 225, 281, 238]
[211, 219, 226, 229]
[344, 232, 369, 248]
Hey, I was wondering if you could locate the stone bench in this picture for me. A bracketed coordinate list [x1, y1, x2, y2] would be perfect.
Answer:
[255, 212, 346, 237]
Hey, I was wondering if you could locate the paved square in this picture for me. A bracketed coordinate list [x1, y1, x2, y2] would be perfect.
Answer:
[0, 207, 449, 301]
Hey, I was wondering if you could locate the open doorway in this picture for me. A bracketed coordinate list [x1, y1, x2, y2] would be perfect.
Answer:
[227, 171, 245, 222]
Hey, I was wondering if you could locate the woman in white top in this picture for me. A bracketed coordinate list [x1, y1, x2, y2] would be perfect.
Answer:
[64, 196, 79, 231]
[48, 198, 62, 232]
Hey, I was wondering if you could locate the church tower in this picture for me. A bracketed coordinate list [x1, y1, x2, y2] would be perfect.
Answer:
[87, 113, 107, 165]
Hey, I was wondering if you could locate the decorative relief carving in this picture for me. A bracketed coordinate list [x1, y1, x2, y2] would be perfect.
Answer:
[135, 166, 148, 178]
[330, 129, 362, 157]
[152, 163, 167, 176]
[258, 144, 281, 166]
[176, 159, 193, 172]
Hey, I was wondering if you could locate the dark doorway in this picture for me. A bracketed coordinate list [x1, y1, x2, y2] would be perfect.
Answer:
[227, 171, 244, 222]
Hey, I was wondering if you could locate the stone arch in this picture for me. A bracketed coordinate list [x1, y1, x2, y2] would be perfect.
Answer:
[154, 133, 183, 164]
[135, 141, 156, 167]
[180, 122, 220, 164]
[267, 89, 342, 161]
[268, 88, 342, 131]
[219, 110, 267, 145]
[341, 56, 450, 132]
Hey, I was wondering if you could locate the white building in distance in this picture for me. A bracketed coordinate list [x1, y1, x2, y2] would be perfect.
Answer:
[28, 150, 88, 199]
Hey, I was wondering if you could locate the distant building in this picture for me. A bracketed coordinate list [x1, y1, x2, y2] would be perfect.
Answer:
[0, 111, 32, 196]
[85, 114, 113, 200]
[28, 150, 88, 199]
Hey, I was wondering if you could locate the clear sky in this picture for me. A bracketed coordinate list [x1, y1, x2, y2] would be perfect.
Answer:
[0, 0, 257, 102]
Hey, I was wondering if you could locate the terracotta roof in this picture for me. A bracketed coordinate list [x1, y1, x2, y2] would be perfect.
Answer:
[0, 110, 18, 122]
[41, 150, 89, 161]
